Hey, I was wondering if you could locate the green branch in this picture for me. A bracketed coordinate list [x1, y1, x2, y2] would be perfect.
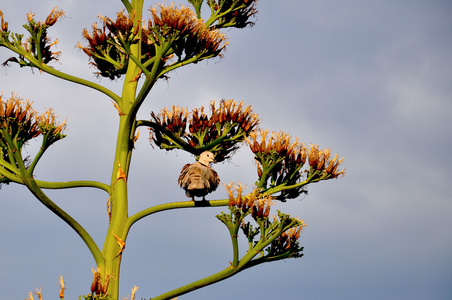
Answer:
[121, 0, 133, 13]
[124, 199, 229, 236]
[25, 178, 105, 267]
[38, 62, 122, 104]
[11, 148, 105, 266]
[2, 45, 121, 104]
[0, 129, 105, 265]
[152, 213, 291, 300]
[264, 179, 309, 196]
[151, 265, 240, 300]
[230, 222, 240, 267]
[0, 159, 22, 183]
[35, 180, 110, 193]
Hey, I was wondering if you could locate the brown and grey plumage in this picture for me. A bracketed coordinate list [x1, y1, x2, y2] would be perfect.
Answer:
[178, 151, 220, 200]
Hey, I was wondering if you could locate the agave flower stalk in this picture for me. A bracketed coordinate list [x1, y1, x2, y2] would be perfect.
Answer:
[0, 1, 347, 299]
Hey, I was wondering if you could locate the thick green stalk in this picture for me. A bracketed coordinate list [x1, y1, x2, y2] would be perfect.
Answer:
[102, 107, 135, 299]
[102, 3, 144, 297]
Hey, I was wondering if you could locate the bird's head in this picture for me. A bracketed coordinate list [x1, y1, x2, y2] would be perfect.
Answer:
[199, 151, 216, 165]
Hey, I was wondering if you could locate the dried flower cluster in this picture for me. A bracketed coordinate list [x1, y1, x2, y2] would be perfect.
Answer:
[0, 94, 66, 177]
[266, 215, 306, 258]
[218, 183, 305, 265]
[224, 182, 274, 219]
[308, 143, 345, 180]
[78, 4, 227, 79]
[25, 288, 43, 300]
[0, 95, 41, 147]
[246, 129, 345, 200]
[150, 99, 259, 162]
[210, 0, 259, 29]
[90, 267, 112, 296]
[225, 182, 249, 208]
[0, 10, 8, 32]
[78, 10, 137, 79]
[247, 130, 308, 166]
[58, 275, 65, 299]
[38, 108, 67, 146]
[246, 130, 309, 200]
[152, 106, 189, 136]
[0, 8, 64, 67]
[150, 4, 227, 61]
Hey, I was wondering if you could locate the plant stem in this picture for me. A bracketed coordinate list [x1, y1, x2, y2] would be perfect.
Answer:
[125, 199, 229, 235]
[35, 180, 110, 193]
[101, 2, 145, 294]
[152, 220, 286, 300]
[25, 178, 105, 266]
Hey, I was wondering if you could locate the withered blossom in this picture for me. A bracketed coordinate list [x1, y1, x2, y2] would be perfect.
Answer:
[246, 130, 345, 200]
[78, 11, 133, 79]
[246, 130, 308, 200]
[149, 4, 228, 61]
[0, 10, 8, 32]
[44, 7, 65, 26]
[90, 267, 112, 296]
[224, 182, 256, 212]
[99, 10, 139, 38]
[0, 94, 41, 146]
[38, 108, 67, 146]
[78, 5, 227, 79]
[149, 99, 259, 162]
[308, 143, 345, 179]
[58, 275, 65, 299]
[150, 106, 188, 136]
[0, 8, 64, 67]
[209, 0, 259, 29]
[267, 219, 306, 258]
[247, 130, 307, 165]
[250, 195, 275, 219]
[0, 94, 66, 164]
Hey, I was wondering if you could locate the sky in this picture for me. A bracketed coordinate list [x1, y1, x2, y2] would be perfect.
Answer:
[1, 0, 452, 299]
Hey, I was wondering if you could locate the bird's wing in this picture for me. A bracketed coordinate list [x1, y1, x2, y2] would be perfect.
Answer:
[178, 163, 191, 188]
[204, 167, 220, 193]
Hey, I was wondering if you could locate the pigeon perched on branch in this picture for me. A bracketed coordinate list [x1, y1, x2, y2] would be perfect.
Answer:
[178, 151, 220, 201]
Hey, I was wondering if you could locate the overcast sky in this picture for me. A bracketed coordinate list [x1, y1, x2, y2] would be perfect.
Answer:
[1, 1, 451, 299]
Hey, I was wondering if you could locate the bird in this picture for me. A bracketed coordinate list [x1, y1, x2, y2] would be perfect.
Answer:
[178, 151, 220, 201]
